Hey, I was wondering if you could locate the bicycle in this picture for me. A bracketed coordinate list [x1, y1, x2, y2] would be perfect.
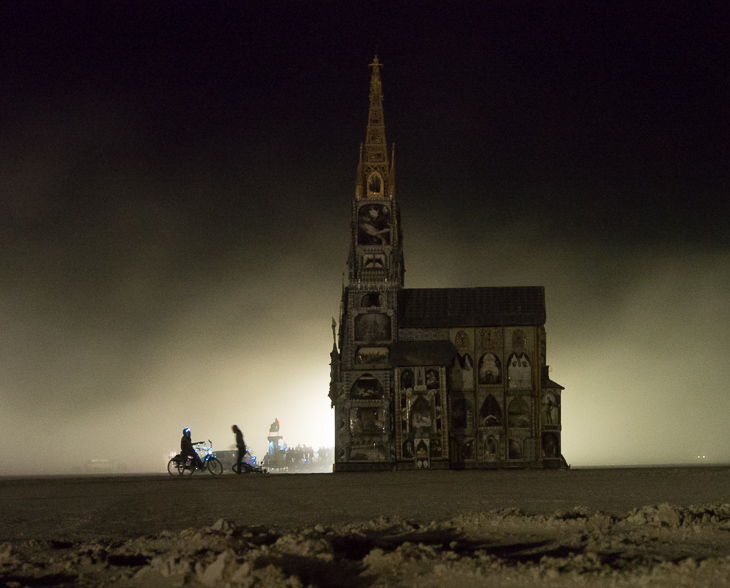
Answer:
[232, 452, 268, 474]
[168, 440, 223, 476]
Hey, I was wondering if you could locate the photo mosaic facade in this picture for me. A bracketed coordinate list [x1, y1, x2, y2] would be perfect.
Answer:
[328, 57, 565, 471]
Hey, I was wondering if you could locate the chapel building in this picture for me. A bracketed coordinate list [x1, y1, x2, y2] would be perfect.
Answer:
[329, 57, 565, 471]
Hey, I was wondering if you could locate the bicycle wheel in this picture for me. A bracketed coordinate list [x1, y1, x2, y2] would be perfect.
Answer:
[180, 461, 195, 475]
[167, 458, 181, 476]
[207, 458, 223, 475]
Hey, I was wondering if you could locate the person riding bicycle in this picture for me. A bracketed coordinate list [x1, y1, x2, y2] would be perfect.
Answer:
[181, 427, 204, 470]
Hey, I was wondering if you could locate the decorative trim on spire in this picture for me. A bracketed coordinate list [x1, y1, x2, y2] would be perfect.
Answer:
[388, 143, 396, 198]
[355, 143, 364, 199]
[357, 55, 392, 200]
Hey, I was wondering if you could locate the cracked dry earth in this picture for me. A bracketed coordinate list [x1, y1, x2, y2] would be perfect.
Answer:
[3, 504, 730, 587]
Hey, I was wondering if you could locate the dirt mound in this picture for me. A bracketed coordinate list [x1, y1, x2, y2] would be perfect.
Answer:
[4, 503, 730, 586]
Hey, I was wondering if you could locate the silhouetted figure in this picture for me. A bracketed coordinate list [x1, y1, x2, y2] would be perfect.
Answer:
[232, 425, 247, 474]
[181, 428, 204, 469]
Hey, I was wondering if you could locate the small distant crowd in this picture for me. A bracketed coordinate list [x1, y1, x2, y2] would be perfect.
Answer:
[262, 445, 333, 471]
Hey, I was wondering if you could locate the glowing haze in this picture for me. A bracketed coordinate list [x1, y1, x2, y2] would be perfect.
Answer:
[1, 3, 728, 474]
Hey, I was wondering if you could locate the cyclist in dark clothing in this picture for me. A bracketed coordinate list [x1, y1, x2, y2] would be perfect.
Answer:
[232, 425, 247, 473]
[181, 428, 204, 470]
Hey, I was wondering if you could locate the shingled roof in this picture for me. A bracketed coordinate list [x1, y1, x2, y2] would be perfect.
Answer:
[398, 287, 546, 328]
[389, 340, 457, 367]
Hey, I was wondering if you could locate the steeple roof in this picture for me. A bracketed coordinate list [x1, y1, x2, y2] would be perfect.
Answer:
[398, 287, 547, 328]
[356, 55, 394, 200]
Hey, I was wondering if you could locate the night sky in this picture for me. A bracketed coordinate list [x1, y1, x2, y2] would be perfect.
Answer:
[2, 2, 728, 474]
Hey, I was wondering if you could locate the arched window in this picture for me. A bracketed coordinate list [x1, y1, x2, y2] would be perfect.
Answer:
[542, 433, 559, 458]
[484, 435, 498, 457]
[508, 397, 530, 428]
[400, 370, 414, 390]
[509, 439, 522, 460]
[410, 395, 432, 430]
[480, 394, 502, 427]
[479, 352, 502, 384]
[425, 369, 439, 389]
[361, 292, 381, 308]
[350, 374, 384, 399]
[367, 172, 383, 197]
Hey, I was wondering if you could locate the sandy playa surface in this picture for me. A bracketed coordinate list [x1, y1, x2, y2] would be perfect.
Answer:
[2, 467, 730, 586]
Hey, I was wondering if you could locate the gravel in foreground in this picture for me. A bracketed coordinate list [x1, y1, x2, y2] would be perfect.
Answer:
[3, 503, 730, 587]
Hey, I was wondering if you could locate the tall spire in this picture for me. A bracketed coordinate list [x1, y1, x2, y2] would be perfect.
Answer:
[356, 55, 394, 200]
[348, 56, 404, 287]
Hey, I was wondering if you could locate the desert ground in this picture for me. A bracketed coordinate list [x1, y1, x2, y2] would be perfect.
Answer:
[2, 466, 730, 586]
